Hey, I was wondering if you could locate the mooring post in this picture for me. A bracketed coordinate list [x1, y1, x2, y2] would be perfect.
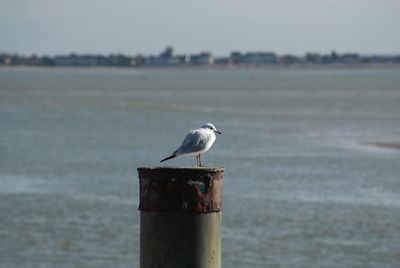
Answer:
[137, 167, 224, 268]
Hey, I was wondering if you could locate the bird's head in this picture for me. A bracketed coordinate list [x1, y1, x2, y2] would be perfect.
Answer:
[202, 123, 222, 134]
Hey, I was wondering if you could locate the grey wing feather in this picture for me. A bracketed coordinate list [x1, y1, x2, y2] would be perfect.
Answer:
[177, 130, 207, 154]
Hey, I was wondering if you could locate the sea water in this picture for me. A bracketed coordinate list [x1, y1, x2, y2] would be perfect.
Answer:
[1, 67, 400, 267]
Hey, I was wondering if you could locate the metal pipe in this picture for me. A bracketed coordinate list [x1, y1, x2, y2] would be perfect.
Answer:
[138, 167, 224, 268]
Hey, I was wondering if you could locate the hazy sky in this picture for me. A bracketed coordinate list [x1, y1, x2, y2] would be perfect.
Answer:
[1, 0, 399, 56]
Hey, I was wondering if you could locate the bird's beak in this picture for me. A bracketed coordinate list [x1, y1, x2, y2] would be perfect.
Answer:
[215, 130, 222, 134]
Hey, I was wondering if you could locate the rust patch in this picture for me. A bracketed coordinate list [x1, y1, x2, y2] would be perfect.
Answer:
[138, 167, 224, 213]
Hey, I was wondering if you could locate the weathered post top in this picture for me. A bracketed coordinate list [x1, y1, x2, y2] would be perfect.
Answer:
[138, 167, 224, 268]
[138, 166, 224, 213]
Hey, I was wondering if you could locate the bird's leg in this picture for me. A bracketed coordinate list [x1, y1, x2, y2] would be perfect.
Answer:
[196, 155, 199, 166]
[199, 154, 202, 167]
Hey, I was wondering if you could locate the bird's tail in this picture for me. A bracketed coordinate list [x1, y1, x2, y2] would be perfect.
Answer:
[160, 153, 177, 163]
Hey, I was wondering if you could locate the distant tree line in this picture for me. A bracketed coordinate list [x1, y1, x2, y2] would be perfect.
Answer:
[1, 47, 400, 67]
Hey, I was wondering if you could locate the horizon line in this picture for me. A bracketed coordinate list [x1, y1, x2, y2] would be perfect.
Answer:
[2, 49, 400, 58]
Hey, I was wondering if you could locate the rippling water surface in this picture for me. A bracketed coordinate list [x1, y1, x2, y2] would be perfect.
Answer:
[1, 67, 400, 267]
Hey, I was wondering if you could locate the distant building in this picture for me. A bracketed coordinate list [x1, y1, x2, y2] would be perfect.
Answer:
[144, 56, 167, 66]
[189, 52, 214, 65]
[0, 54, 13, 65]
[230, 52, 243, 65]
[214, 57, 230, 65]
[243, 52, 277, 65]
[341, 53, 360, 64]
[144, 56, 181, 67]
[132, 55, 146, 67]
[305, 53, 321, 64]
[280, 54, 302, 64]
[176, 55, 190, 65]
[144, 47, 188, 67]
[54, 54, 98, 66]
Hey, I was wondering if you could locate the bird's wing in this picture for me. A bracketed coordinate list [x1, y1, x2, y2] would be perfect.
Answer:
[177, 129, 208, 155]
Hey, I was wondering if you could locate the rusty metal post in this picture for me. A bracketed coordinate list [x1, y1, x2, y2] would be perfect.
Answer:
[137, 167, 224, 268]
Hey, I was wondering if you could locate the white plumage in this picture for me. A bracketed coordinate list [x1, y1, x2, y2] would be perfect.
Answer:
[160, 123, 221, 166]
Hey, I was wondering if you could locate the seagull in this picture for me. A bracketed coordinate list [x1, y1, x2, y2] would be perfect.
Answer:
[160, 123, 222, 166]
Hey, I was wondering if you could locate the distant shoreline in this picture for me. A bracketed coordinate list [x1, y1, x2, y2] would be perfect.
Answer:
[2, 63, 400, 71]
